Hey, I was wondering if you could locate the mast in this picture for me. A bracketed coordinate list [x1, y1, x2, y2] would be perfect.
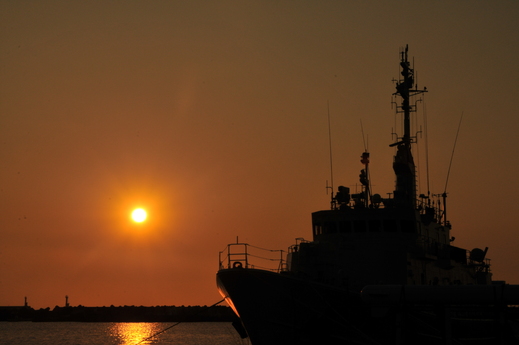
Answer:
[391, 45, 427, 207]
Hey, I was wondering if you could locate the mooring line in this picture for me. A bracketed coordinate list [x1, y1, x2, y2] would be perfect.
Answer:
[135, 298, 226, 344]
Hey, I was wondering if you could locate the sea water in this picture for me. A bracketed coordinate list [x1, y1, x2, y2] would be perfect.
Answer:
[0, 322, 250, 345]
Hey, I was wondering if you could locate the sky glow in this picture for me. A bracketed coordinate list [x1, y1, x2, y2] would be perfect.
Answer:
[1, 1, 519, 309]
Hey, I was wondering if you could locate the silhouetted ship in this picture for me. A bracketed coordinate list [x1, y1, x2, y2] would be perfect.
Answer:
[217, 46, 519, 344]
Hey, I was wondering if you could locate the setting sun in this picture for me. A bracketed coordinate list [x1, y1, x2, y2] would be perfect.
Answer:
[131, 208, 147, 223]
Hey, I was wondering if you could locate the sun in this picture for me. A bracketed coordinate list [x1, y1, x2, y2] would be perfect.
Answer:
[131, 208, 147, 223]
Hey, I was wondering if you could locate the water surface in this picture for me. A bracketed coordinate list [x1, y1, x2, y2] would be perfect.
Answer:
[1, 322, 249, 345]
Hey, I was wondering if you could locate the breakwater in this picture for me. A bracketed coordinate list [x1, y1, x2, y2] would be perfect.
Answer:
[0, 305, 235, 322]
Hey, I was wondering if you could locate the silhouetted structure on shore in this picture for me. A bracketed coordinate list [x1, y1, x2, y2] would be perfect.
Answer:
[0, 304, 235, 322]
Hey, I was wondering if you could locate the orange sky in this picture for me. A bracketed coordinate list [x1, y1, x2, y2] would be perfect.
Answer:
[1, 1, 519, 309]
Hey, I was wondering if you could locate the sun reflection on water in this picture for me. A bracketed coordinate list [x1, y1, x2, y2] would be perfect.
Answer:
[109, 323, 162, 344]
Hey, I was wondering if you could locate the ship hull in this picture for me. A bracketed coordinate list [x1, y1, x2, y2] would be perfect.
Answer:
[217, 268, 367, 345]
[217, 268, 519, 345]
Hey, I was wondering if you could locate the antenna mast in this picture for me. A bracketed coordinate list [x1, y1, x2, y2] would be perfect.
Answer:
[391, 45, 428, 206]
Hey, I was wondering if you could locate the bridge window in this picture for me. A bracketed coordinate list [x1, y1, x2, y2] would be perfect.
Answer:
[313, 224, 322, 236]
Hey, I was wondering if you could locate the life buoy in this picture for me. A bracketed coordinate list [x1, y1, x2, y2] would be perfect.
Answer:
[233, 261, 243, 269]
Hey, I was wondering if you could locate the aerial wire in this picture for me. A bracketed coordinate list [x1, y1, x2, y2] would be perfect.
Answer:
[444, 112, 464, 193]
[423, 94, 430, 199]
[327, 101, 335, 207]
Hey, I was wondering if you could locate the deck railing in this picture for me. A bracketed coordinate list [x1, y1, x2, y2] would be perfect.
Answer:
[219, 243, 287, 273]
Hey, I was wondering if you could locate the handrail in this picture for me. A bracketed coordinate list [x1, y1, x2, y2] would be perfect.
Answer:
[219, 243, 287, 273]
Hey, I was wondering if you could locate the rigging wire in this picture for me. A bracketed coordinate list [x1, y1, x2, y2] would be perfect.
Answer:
[327, 101, 334, 202]
[134, 298, 226, 345]
[444, 112, 464, 193]
[423, 94, 430, 198]
[248, 244, 285, 253]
